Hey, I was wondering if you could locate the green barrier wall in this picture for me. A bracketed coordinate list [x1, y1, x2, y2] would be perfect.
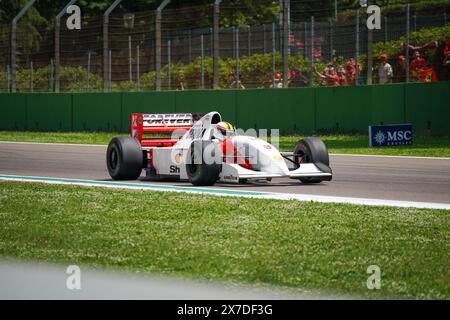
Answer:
[0, 94, 27, 130]
[72, 93, 122, 132]
[26, 94, 72, 131]
[315, 85, 373, 132]
[404, 82, 450, 135]
[0, 82, 449, 135]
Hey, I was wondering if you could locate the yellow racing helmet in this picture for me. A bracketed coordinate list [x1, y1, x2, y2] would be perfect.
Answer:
[216, 121, 235, 137]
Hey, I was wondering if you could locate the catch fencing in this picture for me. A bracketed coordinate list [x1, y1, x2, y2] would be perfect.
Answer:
[0, 0, 449, 93]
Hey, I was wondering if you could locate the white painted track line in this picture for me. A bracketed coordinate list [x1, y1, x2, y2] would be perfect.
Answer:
[1, 174, 449, 210]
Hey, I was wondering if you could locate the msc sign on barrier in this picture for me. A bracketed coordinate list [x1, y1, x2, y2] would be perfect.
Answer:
[369, 124, 413, 147]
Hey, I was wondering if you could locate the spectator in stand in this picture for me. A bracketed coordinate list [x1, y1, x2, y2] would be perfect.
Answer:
[443, 39, 450, 68]
[288, 68, 309, 87]
[314, 65, 339, 86]
[344, 58, 361, 85]
[378, 54, 394, 84]
[401, 41, 438, 55]
[178, 79, 187, 90]
[393, 55, 407, 83]
[270, 73, 284, 88]
[345, 61, 355, 85]
[336, 67, 347, 86]
[410, 51, 427, 81]
[228, 73, 245, 89]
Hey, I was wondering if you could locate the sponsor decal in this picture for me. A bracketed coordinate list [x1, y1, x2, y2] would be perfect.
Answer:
[174, 153, 183, 164]
[369, 124, 413, 147]
[223, 174, 239, 181]
[170, 165, 180, 174]
[263, 144, 272, 149]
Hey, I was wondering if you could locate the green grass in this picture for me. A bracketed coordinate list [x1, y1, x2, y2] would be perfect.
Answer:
[1, 131, 450, 157]
[0, 181, 448, 299]
[278, 135, 450, 157]
[0, 131, 116, 146]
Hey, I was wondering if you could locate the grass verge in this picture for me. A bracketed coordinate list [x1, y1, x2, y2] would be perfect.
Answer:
[0, 131, 449, 157]
[0, 181, 448, 299]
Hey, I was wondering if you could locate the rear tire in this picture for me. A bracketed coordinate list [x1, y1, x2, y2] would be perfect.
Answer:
[186, 141, 221, 186]
[107, 137, 143, 180]
[294, 138, 330, 184]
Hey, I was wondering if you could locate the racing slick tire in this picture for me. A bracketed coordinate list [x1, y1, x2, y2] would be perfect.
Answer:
[107, 137, 143, 180]
[294, 138, 331, 184]
[186, 141, 221, 186]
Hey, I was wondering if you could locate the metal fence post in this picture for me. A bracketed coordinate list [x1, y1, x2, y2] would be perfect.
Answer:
[128, 36, 133, 82]
[356, 9, 360, 86]
[413, 15, 417, 32]
[136, 45, 140, 91]
[156, 0, 171, 91]
[406, 4, 410, 83]
[108, 50, 112, 91]
[282, 0, 289, 88]
[235, 27, 240, 89]
[232, 27, 236, 59]
[310, 16, 314, 87]
[11, 0, 37, 93]
[49, 58, 54, 92]
[232, 27, 237, 60]
[366, 0, 373, 85]
[278, 0, 283, 50]
[86, 51, 91, 91]
[55, 0, 78, 93]
[384, 16, 388, 42]
[213, 0, 222, 89]
[272, 22, 276, 88]
[29, 61, 33, 93]
[6, 65, 11, 93]
[201, 34, 205, 89]
[247, 25, 251, 56]
[210, 28, 213, 56]
[167, 39, 171, 90]
[103, 0, 122, 92]
[263, 24, 266, 54]
[329, 20, 333, 60]
[334, 0, 338, 21]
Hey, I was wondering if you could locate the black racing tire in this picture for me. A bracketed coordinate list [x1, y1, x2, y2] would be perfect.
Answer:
[294, 138, 330, 184]
[107, 137, 143, 180]
[186, 141, 221, 186]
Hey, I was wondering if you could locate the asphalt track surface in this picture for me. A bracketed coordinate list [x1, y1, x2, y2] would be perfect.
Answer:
[0, 141, 449, 204]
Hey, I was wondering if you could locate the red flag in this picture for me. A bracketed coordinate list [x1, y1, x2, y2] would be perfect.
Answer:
[418, 68, 438, 83]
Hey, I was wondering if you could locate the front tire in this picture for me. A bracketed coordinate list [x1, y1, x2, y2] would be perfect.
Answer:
[294, 138, 330, 184]
[107, 137, 143, 180]
[186, 141, 221, 186]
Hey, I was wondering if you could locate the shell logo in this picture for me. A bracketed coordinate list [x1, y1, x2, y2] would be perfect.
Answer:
[174, 153, 183, 164]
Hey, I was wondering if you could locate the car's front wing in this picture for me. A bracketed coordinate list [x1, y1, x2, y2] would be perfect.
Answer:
[219, 163, 332, 183]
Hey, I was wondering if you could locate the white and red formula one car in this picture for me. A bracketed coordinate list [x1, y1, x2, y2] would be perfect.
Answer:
[106, 112, 332, 186]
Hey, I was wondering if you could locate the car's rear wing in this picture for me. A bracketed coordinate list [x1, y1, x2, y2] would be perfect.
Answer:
[130, 113, 201, 147]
